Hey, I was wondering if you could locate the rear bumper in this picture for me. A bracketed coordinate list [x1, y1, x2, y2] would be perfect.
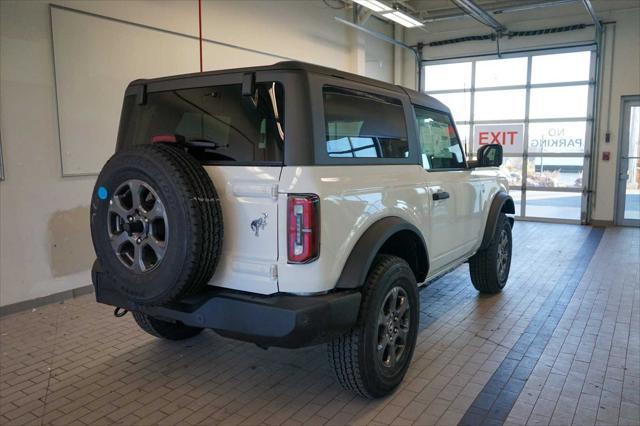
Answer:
[92, 261, 361, 348]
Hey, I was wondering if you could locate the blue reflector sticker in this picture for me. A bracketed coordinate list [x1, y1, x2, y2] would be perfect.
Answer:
[97, 186, 108, 200]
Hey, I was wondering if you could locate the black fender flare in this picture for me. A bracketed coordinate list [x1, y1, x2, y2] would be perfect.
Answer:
[335, 216, 428, 289]
[480, 191, 515, 250]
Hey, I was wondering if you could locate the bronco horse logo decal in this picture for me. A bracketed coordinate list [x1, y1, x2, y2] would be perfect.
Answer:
[250, 213, 268, 237]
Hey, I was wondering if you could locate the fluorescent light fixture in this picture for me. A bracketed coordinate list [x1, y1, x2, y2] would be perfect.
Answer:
[352, 0, 392, 13]
[383, 10, 423, 28]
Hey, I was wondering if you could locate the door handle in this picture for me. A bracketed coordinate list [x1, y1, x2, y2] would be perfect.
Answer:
[432, 191, 450, 201]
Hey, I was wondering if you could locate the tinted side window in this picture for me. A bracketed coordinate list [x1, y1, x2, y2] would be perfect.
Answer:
[323, 87, 409, 159]
[414, 106, 465, 170]
[117, 82, 285, 164]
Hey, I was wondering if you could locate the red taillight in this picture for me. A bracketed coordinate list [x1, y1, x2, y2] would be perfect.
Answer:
[287, 194, 320, 264]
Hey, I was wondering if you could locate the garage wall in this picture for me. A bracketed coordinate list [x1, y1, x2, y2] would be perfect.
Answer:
[364, 17, 395, 83]
[593, 8, 640, 222]
[0, 0, 394, 308]
[402, 5, 640, 223]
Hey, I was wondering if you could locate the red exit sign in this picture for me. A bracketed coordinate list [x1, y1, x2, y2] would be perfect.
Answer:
[473, 124, 524, 154]
[478, 130, 519, 146]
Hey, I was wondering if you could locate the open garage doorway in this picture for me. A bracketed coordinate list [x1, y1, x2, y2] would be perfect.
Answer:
[423, 48, 595, 224]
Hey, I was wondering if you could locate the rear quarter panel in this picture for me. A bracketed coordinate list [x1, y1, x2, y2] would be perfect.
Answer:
[277, 165, 430, 294]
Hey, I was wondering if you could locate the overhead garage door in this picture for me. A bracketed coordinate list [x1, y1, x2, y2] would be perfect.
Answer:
[423, 49, 595, 223]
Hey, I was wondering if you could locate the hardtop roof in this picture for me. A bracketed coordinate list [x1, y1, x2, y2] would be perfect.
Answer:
[131, 61, 449, 113]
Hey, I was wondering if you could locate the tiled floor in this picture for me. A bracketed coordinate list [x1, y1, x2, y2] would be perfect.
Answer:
[1, 222, 639, 426]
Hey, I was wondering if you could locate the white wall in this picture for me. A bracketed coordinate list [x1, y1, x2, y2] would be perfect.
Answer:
[592, 9, 640, 222]
[364, 17, 394, 83]
[402, 5, 640, 223]
[0, 0, 397, 307]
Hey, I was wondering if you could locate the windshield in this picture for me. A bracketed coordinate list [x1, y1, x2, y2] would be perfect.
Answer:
[117, 82, 285, 165]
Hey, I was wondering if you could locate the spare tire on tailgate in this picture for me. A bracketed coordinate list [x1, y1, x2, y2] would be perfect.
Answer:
[90, 143, 223, 305]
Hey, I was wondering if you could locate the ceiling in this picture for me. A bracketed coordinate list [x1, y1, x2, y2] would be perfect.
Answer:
[381, 0, 640, 35]
[404, 0, 640, 21]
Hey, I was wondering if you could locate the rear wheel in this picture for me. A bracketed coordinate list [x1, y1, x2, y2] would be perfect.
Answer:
[469, 213, 512, 294]
[132, 312, 203, 340]
[328, 255, 419, 398]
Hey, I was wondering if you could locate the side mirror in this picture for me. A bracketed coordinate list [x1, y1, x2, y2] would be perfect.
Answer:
[476, 144, 503, 167]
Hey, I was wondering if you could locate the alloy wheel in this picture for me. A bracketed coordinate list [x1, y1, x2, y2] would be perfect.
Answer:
[376, 286, 412, 370]
[496, 229, 510, 280]
[107, 179, 169, 273]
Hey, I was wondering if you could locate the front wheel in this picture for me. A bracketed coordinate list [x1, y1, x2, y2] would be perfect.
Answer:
[328, 255, 419, 398]
[469, 213, 512, 294]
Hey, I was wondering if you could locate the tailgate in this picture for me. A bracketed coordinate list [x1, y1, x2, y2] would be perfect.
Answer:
[204, 166, 281, 294]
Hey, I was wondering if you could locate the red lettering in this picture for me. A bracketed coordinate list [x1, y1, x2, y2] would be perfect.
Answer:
[479, 132, 489, 145]
[490, 132, 501, 144]
[479, 129, 521, 147]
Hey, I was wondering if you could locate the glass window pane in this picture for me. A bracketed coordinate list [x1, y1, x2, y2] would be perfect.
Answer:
[529, 86, 589, 119]
[323, 87, 408, 159]
[431, 92, 471, 122]
[531, 51, 591, 84]
[525, 190, 581, 220]
[474, 89, 526, 120]
[475, 57, 527, 88]
[526, 157, 584, 188]
[528, 122, 587, 155]
[120, 83, 285, 163]
[424, 62, 472, 91]
[415, 107, 466, 170]
[623, 106, 640, 220]
[501, 157, 523, 187]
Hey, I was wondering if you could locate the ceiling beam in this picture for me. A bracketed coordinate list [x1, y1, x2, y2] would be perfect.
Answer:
[450, 0, 507, 32]
[580, 0, 602, 32]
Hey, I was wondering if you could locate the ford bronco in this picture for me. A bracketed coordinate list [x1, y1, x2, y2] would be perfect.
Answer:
[90, 61, 514, 398]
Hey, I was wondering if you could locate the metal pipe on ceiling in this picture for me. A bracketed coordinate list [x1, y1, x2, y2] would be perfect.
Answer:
[581, 0, 603, 33]
[450, 0, 507, 32]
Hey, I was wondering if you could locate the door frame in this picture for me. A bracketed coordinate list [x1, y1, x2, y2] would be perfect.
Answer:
[614, 95, 640, 226]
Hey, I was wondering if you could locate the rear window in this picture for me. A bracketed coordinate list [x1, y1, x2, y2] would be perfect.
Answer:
[323, 86, 409, 159]
[117, 82, 285, 164]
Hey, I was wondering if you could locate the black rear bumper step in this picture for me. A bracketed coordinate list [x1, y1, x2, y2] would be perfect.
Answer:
[92, 261, 361, 348]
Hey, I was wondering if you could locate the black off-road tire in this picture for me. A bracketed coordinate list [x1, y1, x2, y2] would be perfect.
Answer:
[90, 143, 223, 305]
[328, 255, 419, 398]
[132, 312, 203, 340]
[469, 213, 512, 294]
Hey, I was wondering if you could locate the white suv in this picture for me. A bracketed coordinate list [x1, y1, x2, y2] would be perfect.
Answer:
[90, 61, 514, 398]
